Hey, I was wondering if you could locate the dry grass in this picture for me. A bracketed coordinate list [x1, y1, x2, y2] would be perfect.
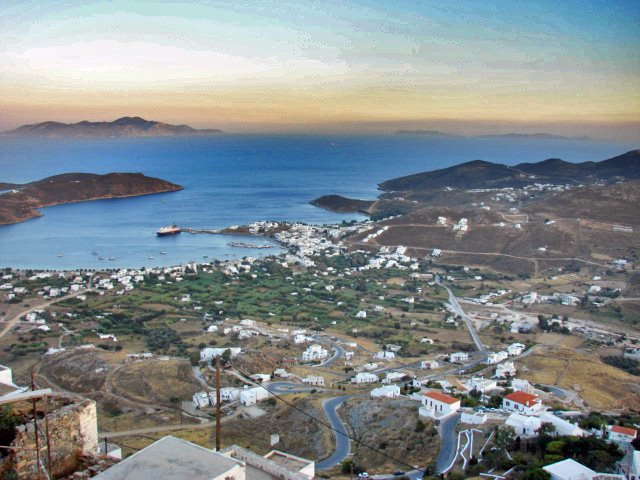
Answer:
[519, 346, 640, 410]
[534, 332, 585, 348]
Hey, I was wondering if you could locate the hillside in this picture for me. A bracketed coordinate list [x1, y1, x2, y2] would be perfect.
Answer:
[379, 150, 640, 191]
[0, 172, 183, 224]
[3, 116, 223, 138]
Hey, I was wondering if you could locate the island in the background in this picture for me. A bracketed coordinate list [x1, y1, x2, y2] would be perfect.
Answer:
[0, 172, 183, 224]
[2, 116, 222, 138]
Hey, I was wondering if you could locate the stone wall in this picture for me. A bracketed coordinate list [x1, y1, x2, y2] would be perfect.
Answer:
[1, 397, 98, 478]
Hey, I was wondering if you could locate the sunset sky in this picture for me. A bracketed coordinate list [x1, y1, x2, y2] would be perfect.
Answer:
[1, 0, 639, 138]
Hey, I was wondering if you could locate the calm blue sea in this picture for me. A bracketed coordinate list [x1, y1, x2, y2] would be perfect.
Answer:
[0, 134, 636, 270]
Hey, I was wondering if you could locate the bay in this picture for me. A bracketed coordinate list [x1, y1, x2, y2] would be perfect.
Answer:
[0, 134, 636, 270]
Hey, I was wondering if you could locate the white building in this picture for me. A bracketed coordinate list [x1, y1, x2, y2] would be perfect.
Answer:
[193, 391, 214, 409]
[303, 376, 325, 386]
[302, 344, 329, 362]
[486, 351, 509, 364]
[220, 387, 241, 402]
[502, 391, 542, 414]
[449, 352, 469, 363]
[544, 459, 625, 480]
[511, 378, 533, 393]
[539, 412, 586, 437]
[508, 343, 526, 356]
[495, 361, 516, 378]
[200, 347, 241, 362]
[382, 372, 407, 384]
[250, 373, 271, 383]
[293, 334, 309, 344]
[371, 385, 401, 398]
[374, 350, 395, 360]
[505, 412, 541, 437]
[608, 425, 638, 445]
[419, 391, 461, 419]
[464, 377, 497, 394]
[240, 386, 270, 406]
[420, 360, 439, 370]
[461, 411, 487, 425]
[352, 372, 379, 384]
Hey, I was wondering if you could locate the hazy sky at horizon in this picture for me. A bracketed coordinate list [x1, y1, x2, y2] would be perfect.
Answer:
[1, 0, 639, 139]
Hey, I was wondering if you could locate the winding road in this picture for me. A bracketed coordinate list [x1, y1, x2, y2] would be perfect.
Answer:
[316, 395, 362, 470]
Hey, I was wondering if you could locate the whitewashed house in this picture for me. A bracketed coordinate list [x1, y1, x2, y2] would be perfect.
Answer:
[464, 377, 497, 394]
[220, 387, 241, 402]
[420, 360, 439, 370]
[511, 378, 533, 393]
[302, 344, 329, 362]
[371, 385, 400, 398]
[303, 376, 325, 386]
[382, 372, 407, 384]
[508, 343, 525, 356]
[193, 392, 213, 409]
[344, 351, 355, 360]
[200, 347, 241, 362]
[250, 373, 271, 383]
[240, 386, 270, 406]
[375, 351, 395, 361]
[540, 412, 586, 437]
[502, 391, 542, 414]
[486, 351, 509, 364]
[419, 391, 461, 419]
[352, 372, 379, 384]
[449, 352, 469, 363]
[495, 361, 516, 378]
[506, 413, 541, 437]
[608, 425, 638, 445]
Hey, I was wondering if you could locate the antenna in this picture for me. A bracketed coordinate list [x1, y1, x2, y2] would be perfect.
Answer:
[215, 355, 222, 451]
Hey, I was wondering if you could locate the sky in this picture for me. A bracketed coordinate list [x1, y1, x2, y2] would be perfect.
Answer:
[0, 0, 639, 138]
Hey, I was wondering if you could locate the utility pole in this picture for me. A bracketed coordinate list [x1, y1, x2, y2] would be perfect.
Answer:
[215, 355, 222, 451]
[30, 368, 42, 479]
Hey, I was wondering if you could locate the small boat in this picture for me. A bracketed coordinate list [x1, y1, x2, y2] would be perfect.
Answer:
[160, 251, 167, 255]
[108, 257, 116, 261]
[156, 224, 181, 236]
[91, 251, 99, 256]
[202, 255, 209, 258]
[148, 256, 155, 260]
[56, 254, 64, 258]
[98, 256, 105, 261]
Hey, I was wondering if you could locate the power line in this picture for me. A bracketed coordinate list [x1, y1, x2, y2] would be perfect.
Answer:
[229, 364, 429, 477]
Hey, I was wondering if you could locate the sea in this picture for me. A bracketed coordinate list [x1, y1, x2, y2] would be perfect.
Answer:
[0, 134, 636, 270]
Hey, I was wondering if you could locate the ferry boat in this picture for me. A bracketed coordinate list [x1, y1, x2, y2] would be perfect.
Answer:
[156, 224, 181, 236]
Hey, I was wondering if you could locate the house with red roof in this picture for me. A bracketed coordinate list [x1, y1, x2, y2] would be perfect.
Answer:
[608, 425, 638, 445]
[419, 390, 461, 419]
[502, 391, 542, 414]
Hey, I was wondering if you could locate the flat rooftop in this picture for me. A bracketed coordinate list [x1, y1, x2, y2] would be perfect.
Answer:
[94, 436, 243, 480]
[264, 451, 312, 472]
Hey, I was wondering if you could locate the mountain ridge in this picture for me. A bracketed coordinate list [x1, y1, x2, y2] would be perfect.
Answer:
[3, 116, 223, 138]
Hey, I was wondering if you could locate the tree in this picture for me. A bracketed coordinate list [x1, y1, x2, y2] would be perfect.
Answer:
[523, 468, 551, 480]
[494, 425, 517, 450]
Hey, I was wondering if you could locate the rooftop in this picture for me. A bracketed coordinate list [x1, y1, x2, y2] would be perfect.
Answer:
[611, 425, 637, 437]
[423, 390, 459, 405]
[543, 459, 595, 480]
[504, 391, 539, 406]
[94, 436, 243, 480]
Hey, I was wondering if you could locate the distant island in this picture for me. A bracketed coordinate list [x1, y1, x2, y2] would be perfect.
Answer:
[395, 130, 591, 141]
[2, 116, 223, 138]
[0, 172, 182, 224]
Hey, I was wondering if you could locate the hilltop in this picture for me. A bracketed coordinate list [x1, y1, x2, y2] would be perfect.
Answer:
[0, 172, 182, 224]
[378, 150, 640, 191]
[2, 116, 223, 138]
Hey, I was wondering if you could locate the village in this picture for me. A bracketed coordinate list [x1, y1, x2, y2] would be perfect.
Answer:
[0, 216, 638, 479]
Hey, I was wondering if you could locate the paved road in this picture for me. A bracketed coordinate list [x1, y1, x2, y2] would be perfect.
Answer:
[436, 413, 461, 473]
[0, 286, 95, 340]
[312, 335, 345, 367]
[316, 395, 362, 470]
[436, 276, 485, 352]
[267, 382, 318, 394]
